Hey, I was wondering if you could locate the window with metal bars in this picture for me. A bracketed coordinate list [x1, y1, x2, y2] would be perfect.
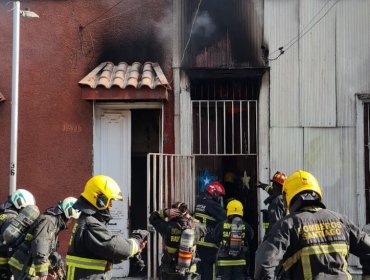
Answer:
[191, 78, 258, 155]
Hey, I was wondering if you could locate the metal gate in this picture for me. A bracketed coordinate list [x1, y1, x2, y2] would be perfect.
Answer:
[146, 153, 195, 279]
[192, 100, 258, 155]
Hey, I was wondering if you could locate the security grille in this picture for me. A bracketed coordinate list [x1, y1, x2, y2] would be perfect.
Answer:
[146, 153, 195, 279]
[192, 100, 257, 155]
[364, 103, 370, 223]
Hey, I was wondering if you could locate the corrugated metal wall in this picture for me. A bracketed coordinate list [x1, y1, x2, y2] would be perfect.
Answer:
[336, 1, 370, 127]
[300, 0, 336, 127]
[265, 0, 300, 127]
[265, 0, 370, 227]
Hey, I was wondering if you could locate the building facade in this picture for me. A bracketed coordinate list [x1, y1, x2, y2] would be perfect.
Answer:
[0, 0, 370, 277]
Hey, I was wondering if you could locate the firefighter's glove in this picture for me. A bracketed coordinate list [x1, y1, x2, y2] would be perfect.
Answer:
[133, 253, 146, 271]
[131, 229, 149, 243]
[257, 182, 273, 195]
[165, 208, 181, 219]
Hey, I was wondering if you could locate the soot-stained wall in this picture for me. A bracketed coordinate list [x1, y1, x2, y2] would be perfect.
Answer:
[0, 0, 173, 254]
[181, 0, 265, 68]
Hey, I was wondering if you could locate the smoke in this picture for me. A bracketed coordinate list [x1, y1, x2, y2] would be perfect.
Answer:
[183, 0, 264, 67]
[152, 8, 173, 42]
[192, 11, 216, 39]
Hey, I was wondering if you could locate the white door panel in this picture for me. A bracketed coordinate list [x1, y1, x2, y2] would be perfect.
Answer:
[94, 108, 131, 277]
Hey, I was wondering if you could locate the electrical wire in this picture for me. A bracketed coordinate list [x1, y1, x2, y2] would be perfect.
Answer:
[284, 0, 340, 53]
[89, 0, 153, 25]
[78, 0, 153, 65]
[268, 0, 332, 58]
[268, 0, 341, 61]
[180, 0, 203, 65]
[82, 0, 125, 29]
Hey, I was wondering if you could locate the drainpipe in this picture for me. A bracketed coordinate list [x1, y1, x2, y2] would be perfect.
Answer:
[173, 0, 181, 154]
[9, 1, 21, 195]
[9, 1, 39, 195]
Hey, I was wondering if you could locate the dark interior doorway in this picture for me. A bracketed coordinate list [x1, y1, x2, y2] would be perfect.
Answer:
[190, 76, 260, 276]
[129, 109, 160, 276]
[194, 155, 258, 275]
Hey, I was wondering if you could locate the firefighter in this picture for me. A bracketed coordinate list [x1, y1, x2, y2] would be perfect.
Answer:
[213, 199, 253, 280]
[255, 170, 370, 279]
[149, 201, 206, 279]
[8, 196, 80, 280]
[0, 188, 36, 279]
[257, 171, 287, 234]
[66, 175, 149, 280]
[194, 181, 226, 280]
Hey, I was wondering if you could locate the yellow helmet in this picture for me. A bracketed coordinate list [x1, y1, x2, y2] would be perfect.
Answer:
[81, 175, 123, 210]
[226, 199, 243, 217]
[283, 170, 322, 209]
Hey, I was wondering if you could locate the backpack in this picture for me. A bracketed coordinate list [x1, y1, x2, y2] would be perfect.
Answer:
[228, 216, 243, 257]
[3, 205, 40, 254]
[176, 228, 195, 275]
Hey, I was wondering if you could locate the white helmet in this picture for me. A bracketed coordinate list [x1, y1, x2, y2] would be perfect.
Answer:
[60, 197, 80, 219]
[11, 189, 36, 209]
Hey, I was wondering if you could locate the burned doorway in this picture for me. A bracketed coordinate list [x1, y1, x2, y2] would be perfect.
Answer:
[130, 109, 161, 277]
[191, 77, 260, 273]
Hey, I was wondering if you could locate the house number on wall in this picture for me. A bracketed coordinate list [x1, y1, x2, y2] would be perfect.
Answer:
[62, 123, 82, 133]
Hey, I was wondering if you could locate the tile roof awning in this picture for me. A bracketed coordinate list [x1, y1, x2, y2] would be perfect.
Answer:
[78, 61, 170, 101]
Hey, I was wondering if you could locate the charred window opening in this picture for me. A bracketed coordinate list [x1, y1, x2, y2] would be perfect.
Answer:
[181, 0, 265, 68]
[364, 103, 370, 223]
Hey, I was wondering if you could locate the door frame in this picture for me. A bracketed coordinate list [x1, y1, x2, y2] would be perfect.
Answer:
[94, 101, 164, 151]
[356, 93, 370, 227]
[93, 101, 163, 277]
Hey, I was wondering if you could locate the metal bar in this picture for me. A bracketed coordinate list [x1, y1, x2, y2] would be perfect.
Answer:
[186, 157, 190, 207]
[215, 101, 218, 154]
[223, 102, 226, 154]
[192, 156, 195, 209]
[248, 101, 251, 154]
[177, 156, 181, 202]
[153, 155, 157, 278]
[183, 157, 186, 204]
[165, 156, 168, 207]
[190, 152, 257, 156]
[159, 154, 163, 210]
[240, 100, 242, 154]
[189, 157, 193, 207]
[191, 102, 194, 151]
[171, 156, 174, 203]
[199, 102, 201, 154]
[182, 156, 185, 203]
[207, 101, 210, 154]
[161, 104, 164, 154]
[158, 154, 164, 273]
[176, 156, 180, 202]
[255, 101, 258, 155]
[232, 101, 234, 154]
[146, 154, 151, 279]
